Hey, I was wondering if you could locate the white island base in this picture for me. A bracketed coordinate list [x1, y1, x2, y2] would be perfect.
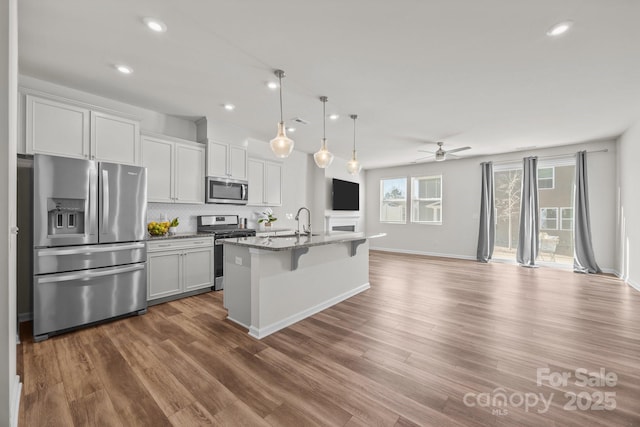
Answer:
[223, 237, 370, 339]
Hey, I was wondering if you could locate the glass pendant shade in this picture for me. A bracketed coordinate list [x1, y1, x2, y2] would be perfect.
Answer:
[270, 69, 294, 158]
[314, 138, 334, 168]
[270, 121, 294, 158]
[314, 96, 334, 168]
[346, 114, 361, 175]
[346, 151, 361, 175]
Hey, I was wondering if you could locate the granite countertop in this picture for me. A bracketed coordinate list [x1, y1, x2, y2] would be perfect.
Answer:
[145, 232, 213, 241]
[220, 231, 385, 251]
[255, 227, 294, 234]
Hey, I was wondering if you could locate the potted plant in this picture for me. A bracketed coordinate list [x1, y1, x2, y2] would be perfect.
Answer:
[257, 208, 277, 229]
[168, 217, 179, 234]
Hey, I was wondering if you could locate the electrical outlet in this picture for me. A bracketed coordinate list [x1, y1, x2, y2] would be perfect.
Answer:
[235, 256, 242, 265]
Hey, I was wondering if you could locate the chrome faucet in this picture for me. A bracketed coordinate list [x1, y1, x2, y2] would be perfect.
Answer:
[295, 207, 311, 236]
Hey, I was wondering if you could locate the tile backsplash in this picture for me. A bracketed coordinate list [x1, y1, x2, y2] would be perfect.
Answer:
[147, 203, 298, 232]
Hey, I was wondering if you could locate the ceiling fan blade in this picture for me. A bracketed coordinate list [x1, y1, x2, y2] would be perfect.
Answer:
[413, 155, 433, 162]
[446, 146, 471, 154]
[417, 149, 435, 154]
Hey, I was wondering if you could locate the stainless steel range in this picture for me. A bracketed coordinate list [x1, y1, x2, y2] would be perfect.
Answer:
[197, 215, 256, 290]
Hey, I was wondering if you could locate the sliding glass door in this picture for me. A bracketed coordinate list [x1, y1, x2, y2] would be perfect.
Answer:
[494, 167, 522, 260]
[493, 159, 575, 265]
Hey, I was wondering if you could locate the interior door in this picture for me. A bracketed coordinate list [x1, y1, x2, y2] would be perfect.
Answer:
[99, 162, 147, 243]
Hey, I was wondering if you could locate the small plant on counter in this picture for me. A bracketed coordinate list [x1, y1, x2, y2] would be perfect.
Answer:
[170, 217, 179, 227]
[257, 208, 277, 225]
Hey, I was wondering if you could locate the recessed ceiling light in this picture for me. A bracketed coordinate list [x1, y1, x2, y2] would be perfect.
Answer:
[547, 21, 573, 37]
[116, 65, 133, 74]
[266, 81, 278, 90]
[223, 103, 235, 111]
[143, 17, 167, 33]
[286, 127, 296, 133]
[329, 114, 339, 120]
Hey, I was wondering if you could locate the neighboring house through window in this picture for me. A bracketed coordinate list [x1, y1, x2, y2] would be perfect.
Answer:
[380, 177, 407, 223]
[538, 167, 555, 189]
[411, 175, 442, 224]
[540, 207, 558, 230]
[561, 207, 573, 230]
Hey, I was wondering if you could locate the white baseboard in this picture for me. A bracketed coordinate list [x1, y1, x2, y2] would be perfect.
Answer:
[606, 269, 640, 292]
[225, 316, 250, 330]
[11, 375, 21, 427]
[369, 246, 476, 261]
[248, 283, 370, 339]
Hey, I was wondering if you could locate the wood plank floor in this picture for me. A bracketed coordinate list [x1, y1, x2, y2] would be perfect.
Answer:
[17, 251, 640, 426]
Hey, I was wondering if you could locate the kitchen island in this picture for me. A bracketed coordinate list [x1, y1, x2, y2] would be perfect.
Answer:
[221, 232, 382, 339]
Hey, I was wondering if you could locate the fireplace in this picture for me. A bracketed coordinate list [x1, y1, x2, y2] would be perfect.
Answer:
[325, 214, 359, 232]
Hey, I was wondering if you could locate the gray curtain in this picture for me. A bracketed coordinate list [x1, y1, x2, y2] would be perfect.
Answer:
[477, 162, 495, 262]
[574, 151, 601, 273]
[517, 156, 539, 266]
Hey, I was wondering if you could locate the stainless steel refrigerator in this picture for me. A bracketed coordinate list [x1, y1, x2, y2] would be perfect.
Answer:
[33, 154, 148, 341]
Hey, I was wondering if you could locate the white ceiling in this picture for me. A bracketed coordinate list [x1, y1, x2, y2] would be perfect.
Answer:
[18, 0, 640, 169]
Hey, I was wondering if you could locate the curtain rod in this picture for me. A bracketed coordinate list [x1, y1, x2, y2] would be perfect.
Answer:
[489, 148, 608, 165]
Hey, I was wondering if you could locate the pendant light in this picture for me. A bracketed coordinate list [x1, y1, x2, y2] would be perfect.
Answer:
[270, 69, 295, 158]
[313, 96, 334, 168]
[346, 114, 362, 175]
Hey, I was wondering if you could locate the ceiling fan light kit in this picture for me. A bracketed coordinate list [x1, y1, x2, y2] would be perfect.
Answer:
[313, 96, 334, 168]
[416, 141, 471, 163]
[270, 69, 295, 158]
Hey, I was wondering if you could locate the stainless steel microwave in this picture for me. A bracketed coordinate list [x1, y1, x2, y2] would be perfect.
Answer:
[206, 176, 248, 204]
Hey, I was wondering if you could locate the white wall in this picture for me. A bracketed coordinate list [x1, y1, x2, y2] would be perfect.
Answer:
[616, 122, 640, 289]
[1, 0, 19, 425]
[365, 140, 617, 271]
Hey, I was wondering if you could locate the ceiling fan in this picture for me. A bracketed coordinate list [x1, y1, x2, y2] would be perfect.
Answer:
[415, 141, 471, 162]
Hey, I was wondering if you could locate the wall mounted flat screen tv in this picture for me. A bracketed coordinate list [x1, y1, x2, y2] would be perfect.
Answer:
[332, 178, 359, 211]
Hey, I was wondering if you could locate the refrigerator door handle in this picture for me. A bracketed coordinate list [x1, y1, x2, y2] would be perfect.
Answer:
[36, 263, 145, 284]
[36, 242, 146, 257]
[102, 169, 109, 232]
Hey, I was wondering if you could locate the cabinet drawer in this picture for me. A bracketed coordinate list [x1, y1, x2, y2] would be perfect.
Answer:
[147, 237, 213, 252]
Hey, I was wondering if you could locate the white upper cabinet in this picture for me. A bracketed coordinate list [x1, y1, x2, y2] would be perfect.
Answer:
[25, 95, 90, 159]
[141, 133, 205, 204]
[24, 92, 141, 165]
[247, 159, 265, 206]
[141, 135, 174, 203]
[265, 161, 282, 206]
[175, 142, 205, 204]
[206, 140, 247, 180]
[91, 111, 140, 165]
[247, 158, 282, 206]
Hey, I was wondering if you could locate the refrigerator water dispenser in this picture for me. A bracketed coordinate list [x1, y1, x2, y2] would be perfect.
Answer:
[47, 198, 85, 236]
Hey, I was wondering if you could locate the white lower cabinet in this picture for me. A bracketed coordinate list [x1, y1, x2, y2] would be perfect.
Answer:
[147, 237, 214, 302]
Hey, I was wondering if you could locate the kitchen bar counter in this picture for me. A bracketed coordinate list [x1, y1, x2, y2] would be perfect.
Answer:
[220, 231, 384, 251]
[145, 231, 212, 241]
[222, 232, 384, 339]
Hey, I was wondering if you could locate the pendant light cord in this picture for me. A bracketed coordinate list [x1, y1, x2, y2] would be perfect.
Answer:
[352, 115, 357, 152]
[322, 98, 326, 140]
[278, 72, 284, 123]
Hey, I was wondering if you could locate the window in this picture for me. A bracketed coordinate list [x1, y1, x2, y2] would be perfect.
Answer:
[540, 207, 558, 230]
[561, 207, 573, 230]
[538, 167, 555, 189]
[380, 178, 407, 223]
[411, 176, 442, 224]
